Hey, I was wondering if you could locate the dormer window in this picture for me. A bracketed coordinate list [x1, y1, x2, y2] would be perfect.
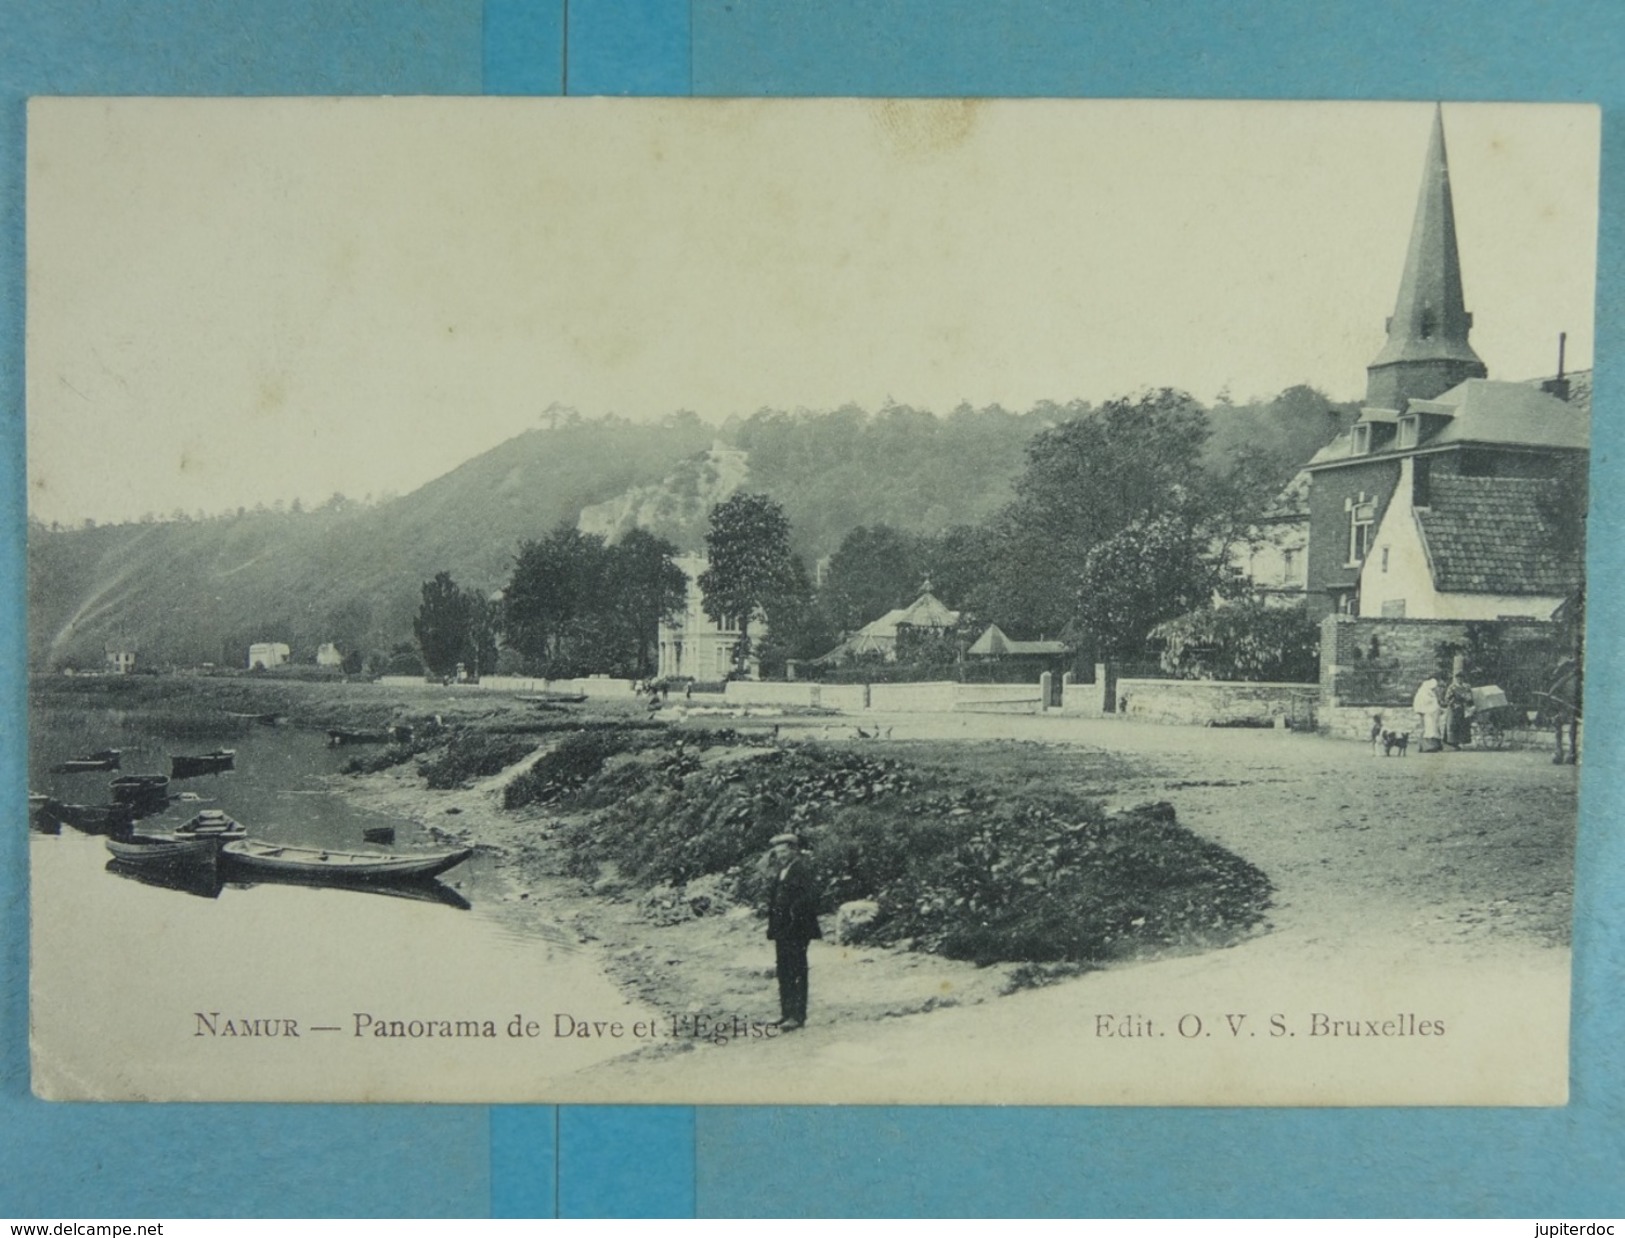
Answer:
[1353, 424, 1372, 455]
[1397, 415, 1419, 449]
[1419, 304, 1437, 340]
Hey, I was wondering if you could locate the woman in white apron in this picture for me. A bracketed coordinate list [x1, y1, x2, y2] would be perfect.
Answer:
[1413, 676, 1443, 753]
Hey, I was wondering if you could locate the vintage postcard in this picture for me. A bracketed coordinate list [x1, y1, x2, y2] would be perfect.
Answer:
[25, 97, 1594, 1104]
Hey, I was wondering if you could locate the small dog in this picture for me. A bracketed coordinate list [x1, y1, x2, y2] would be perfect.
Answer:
[1370, 714, 1410, 756]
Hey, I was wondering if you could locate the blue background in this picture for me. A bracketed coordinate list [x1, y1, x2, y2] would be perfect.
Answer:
[2, 0, 1621, 1218]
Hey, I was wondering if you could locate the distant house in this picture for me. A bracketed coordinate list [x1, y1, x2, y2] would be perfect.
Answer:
[818, 584, 960, 664]
[966, 624, 1069, 659]
[1232, 471, 1310, 605]
[247, 642, 291, 670]
[315, 642, 344, 668]
[656, 554, 761, 681]
[105, 648, 136, 674]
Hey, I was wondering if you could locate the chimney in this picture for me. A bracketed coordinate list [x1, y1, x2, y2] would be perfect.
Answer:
[1542, 332, 1571, 402]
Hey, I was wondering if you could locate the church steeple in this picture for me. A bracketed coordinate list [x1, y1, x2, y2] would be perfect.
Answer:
[1365, 105, 1488, 410]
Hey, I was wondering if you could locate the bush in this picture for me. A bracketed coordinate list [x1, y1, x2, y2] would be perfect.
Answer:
[503, 729, 647, 809]
[1152, 600, 1319, 683]
[417, 733, 540, 789]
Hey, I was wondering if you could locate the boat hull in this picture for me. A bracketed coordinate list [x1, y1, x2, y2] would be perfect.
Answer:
[110, 775, 172, 812]
[106, 834, 218, 866]
[47, 801, 136, 834]
[170, 751, 236, 779]
[221, 840, 473, 883]
[54, 750, 122, 774]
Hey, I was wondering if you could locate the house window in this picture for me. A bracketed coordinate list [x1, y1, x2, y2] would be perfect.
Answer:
[1352, 424, 1372, 456]
[1282, 548, 1297, 582]
[1346, 495, 1376, 565]
[1397, 416, 1419, 449]
[1380, 546, 1390, 573]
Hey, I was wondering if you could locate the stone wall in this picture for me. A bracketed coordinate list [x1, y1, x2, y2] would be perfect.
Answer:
[1320, 613, 1560, 709]
[866, 682, 961, 712]
[723, 681, 819, 708]
[1114, 678, 1319, 728]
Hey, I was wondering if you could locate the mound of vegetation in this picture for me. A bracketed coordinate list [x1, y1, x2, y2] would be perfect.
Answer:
[416, 733, 542, 790]
[539, 730, 1272, 967]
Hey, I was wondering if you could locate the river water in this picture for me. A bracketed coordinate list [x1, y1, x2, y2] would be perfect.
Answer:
[29, 704, 647, 1102]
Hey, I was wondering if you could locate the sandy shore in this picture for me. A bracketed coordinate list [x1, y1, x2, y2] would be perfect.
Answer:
[331, 706, 1576, 1104]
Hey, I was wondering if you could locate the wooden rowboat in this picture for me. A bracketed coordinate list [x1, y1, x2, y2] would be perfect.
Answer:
[54, 749, 121, 774]
[106, 833, 218, 867]
[110, 774, 171, 806]
[326, 725, 412, 747]
[171, 749, 236, 779]
[168, 809, 248, 840]
[47, 800, 136, 833]
[222, 710, 281, 725]
[221, 839, 473, 883]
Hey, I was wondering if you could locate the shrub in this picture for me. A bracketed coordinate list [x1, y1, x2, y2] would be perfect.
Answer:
[503, 729, 646, 810]
[1152, 600, 1319, 683]
[417, 733, 540, 790]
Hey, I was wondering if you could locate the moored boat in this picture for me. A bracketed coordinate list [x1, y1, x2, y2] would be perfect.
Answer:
[221, 839, 473, 883]
[222, 711, 281, 725]
[106, 832, 219, 867]
[110, 774, 171, 807]
[29, 794, 62, 835]
[48, 801, 136, 834]
[53, 749, 122, 774]
[168, 809, 247, 840]
[171, 749, 236, 779]
[326, 726, 411, 746]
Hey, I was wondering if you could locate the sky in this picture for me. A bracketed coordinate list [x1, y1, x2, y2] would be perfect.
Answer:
[25, 97, 1599, 527]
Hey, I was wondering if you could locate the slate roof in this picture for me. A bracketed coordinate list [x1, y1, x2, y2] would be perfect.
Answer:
[1414, 474, 1582, 596]
[1408, 379, 1589, 451]
[1308, 376, 1588, 468]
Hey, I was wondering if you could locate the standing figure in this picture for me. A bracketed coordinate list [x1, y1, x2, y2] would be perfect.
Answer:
[765, 832, 822, 1031]
[1443, 671, 1474, 750]
[1413, 676, 1443, 753]
[1544, 656, 1582, 765]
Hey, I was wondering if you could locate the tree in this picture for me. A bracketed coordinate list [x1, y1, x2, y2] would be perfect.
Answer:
[698, 493, 799, 676]
[464, 588, 502, 681]
[1078, 514, 1237, 657]
[503, 525, 606, 671]
[414, 571, 471, 678]
[984, 388, 1258, 649]
[820, 525, 923, 632]
[1151, 599, 1320, 683]
[603, 529, 688, 678]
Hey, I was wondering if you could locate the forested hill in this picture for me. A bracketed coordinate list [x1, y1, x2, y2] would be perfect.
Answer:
[27, 389, 1354, 671]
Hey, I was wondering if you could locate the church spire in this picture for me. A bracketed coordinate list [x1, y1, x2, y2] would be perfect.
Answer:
[1365, 105, 1487, 409]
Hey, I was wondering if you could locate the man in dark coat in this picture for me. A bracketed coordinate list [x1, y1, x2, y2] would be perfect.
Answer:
[765, 832, 822, 1031]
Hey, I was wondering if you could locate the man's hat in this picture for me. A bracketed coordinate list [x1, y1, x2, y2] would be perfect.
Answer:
[768, 832, 801, 847]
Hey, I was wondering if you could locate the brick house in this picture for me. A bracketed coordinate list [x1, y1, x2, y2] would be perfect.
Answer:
[1303, 106, 1588, 621]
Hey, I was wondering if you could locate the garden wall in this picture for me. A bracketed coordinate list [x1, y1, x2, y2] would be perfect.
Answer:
[1114, 678, 1318, 728]
[1319, 614, 1561, 709]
